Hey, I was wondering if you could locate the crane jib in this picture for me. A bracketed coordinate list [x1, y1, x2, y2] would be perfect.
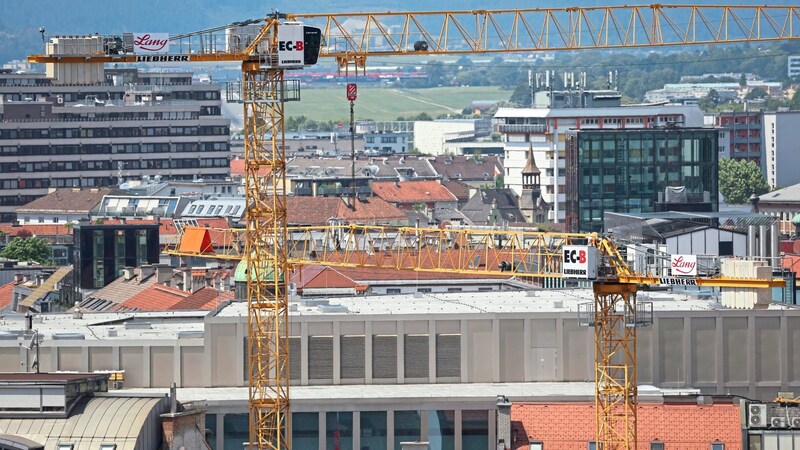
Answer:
[136, 55, 190, 62]
[658, 277, 698, 286]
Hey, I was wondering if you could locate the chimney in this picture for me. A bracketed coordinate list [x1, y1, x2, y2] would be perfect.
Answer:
[156, 265, 173, 284]
[22, 274, 31, 283]
[136, 265, 155, 280]
[13, 273, 23, 283]
[182, 269, 192, 293]
[496, 395, 512, 449]
[121, 266, 134, 281]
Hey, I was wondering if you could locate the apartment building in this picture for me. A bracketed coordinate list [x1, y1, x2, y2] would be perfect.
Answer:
[494, 103, 704, 224]
[763, 111, 800, 189]
[0, 68, 230, 222]
[711, 110, 764, 169]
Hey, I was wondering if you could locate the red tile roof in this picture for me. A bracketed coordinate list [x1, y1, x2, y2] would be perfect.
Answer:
[230, 158, 270, 177]
[114, 284, 189, 312]
[511, 402, 740, 449]
[172, 287, 228, 310]
[102, 218, 230, 237]
[287, 197, 341, 226]
[286, 197, 406, 226]
[15, 188, 113, 214]
[290, 265, 366, 292]
[372, 180, 457, 204]
[337, 197, 407, 224]
[0, 281, 15, 311]
[0, 224, 73, 237]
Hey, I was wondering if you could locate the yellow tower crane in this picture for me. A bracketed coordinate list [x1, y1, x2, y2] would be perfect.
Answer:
[29, 5, 800, 450]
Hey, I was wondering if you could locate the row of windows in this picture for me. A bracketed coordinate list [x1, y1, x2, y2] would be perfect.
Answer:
[0, 159, 228, 186]
[3, 89, 220, 103]
[187, 204, 242, 216]
[0, 125, 228, 140]
[0, 141, 228, 156]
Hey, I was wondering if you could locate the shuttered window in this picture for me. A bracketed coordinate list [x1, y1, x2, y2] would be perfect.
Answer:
[289, 337, 301, 381]
[340, 335, 365, 379]
[404, 334, 429, 379]
[308, 336, 333, 380]
[436, 334, 461, 378]
[372, 335, 397, 379]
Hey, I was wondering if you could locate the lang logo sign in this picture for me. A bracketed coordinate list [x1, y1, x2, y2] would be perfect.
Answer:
[670, 254, 697, 276]
[133, 33, 170, 54]
[562, 245, 598, 279]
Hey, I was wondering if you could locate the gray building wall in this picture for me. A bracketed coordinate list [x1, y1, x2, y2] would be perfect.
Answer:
[2, 308, 797, 402]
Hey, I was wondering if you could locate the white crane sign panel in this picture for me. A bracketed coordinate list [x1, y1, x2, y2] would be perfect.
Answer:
[133, 33, 170, 54]
[562, 245, 598, 279]
[278, 22, 304, 68]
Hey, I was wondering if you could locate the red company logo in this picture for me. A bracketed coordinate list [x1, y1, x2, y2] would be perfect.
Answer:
[134, 34, 169, 52]
[671, 255, 696, 275]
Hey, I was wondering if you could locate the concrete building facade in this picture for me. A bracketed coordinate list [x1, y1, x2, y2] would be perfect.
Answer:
[0, 68, 230, 222]
[2, 291, 800, 448]
[763, 111, 800, 189]
[495, 104, 705, 224]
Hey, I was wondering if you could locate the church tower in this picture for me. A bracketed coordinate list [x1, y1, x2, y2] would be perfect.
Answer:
[520, 144, 547, 223]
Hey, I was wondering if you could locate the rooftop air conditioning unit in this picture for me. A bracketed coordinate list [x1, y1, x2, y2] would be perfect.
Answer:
[749, 404, 767, 428]
[771, 417, 788, 429]
[791, 417, 800, 428]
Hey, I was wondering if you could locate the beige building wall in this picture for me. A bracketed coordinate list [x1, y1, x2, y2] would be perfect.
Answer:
[3, 309, 797, 401]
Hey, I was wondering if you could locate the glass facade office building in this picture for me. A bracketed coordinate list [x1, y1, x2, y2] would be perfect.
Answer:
[565, 129, 718, 233]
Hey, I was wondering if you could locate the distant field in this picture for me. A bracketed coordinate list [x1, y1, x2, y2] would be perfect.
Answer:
[285, 86, 511, 122]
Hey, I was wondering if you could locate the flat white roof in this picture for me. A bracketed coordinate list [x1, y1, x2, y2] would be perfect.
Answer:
[494, 104, 700, 119]
[218, 288, 725, 318]
[127, 382, 695, 408]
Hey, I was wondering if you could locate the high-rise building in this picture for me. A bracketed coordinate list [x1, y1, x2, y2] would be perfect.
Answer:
[565, 128, 719, 232]
[0, 68, 230, 222]
[763, 111, 800, 189]
[494, 103, 705, 224]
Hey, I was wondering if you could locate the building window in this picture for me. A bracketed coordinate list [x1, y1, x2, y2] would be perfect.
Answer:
[386, 288, 401, 294]
[651, 442, 664, 450]
[588, 443, 599, 450]
[530, 443, 543, 450]
[710, 444, 724, 450]
[57, 445, 74, 450]
[100, 445, 117, 450]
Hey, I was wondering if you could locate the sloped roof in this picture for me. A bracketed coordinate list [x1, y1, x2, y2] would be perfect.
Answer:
[290, 265, 366, 292]
[114, 284, 189, 312]
[287, 197, 341, 226]
[79, 272, 159, 311]
[230, 158, 270, 177]
[461, 189, 527, 225]
[372, 180, 457, 204]
[103, 218, 230, 237]
[336, 197, 407, 224]
[440, 180, 472, 204]
[758, 182, 800, 204]
[0, 395, 168, 450]
[286, 197, 407, 226]
[15, 188, 113, 214]
[0, 224, 73, 237]
[429, 155, 503, 181]
[172, 287, 229, 310]
[0, 281, 15, 311]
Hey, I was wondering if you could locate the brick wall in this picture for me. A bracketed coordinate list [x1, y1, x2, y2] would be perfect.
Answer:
[511, 402, 740, 450]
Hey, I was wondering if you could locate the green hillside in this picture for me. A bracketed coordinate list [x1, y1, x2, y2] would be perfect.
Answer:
[286, 86, 509, 122]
